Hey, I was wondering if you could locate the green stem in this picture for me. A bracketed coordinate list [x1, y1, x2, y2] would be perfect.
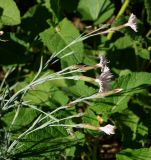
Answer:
[107, 0, 130, 40]
[146, 29, 151, 37]
[92, 142, 98, 160]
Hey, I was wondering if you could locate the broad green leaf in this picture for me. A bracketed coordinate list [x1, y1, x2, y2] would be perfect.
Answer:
[16, 127, 84, 158]
[132, 38, 150, 60]
[111, 95, 130, 113]
[114, 103, 149, 146]
[40, 18, 84, 67]
[14, 72, 54, 106]
[0, 0, 20, 26]
[114, 35, 133, 49]
[137, 122, 148, 137]
[69, 81, 96, 97]
[2, 108, 38, 130]
[95, 0, 115, 25]
[115, 72, 151, 91]
[65, 146, 76, 157]
[78, 0, 114, 23]
[52, 90, 69, 105]
[83, 52, 97, 65]
[82, 108, 100, 136]
[144, 0, 151, 25]
[16, 127, 68, 154]
[78, 0, 103, 20]
[116, 148, 151, 160]
[112, 72, 151, 112]
[90, 102, 112, 115]
[15, 71, 68, 107]
[137, 48, 150, 60]
[115, 110, 140, 141]
[24, 81, 53, 106]
[128, 102, 150, 138]
[83, 108, 99, 126]
[89, 101, 112, 122]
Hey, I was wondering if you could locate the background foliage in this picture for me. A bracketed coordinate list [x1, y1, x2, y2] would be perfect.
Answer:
[0, 0, 151, 159]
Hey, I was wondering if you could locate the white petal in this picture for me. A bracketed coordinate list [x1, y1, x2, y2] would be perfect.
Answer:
[125, 13, 137, 32]
[0, 31, 4, 36]
[99, 124, 116, 135]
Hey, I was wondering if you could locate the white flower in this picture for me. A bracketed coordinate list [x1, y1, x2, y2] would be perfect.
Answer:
[97, 56, 109, 72]
[95, 68, 113, 93]
[95, 78, 103, 92]
[125, 13, 137, 32]
[95, 56, 113, 93]
[99, 124, 116, 135]
[0, 31, 4, 36]
[103, 65, 110, 73]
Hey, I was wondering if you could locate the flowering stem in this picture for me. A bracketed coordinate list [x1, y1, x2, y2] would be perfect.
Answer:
[79, 124, 100, 131]
[77, 65, 97, 72]
[45, 88, 122, 117]
[107, 0, 130, 40]
[79, 76, 95, 83]
[30, 123, 100, 131]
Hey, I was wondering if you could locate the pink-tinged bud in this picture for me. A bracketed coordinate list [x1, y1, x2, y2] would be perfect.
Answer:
[99, 124, 116, 135]
[125, 13, 137, 32]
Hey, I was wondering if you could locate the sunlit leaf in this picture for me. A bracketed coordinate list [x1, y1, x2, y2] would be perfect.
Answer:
[112, 72, 151, 112]
[0, 0, 20, 26]
[117, 148, 151, 160]
[40, 18, 84, 67]
[78, 0, 114, 23]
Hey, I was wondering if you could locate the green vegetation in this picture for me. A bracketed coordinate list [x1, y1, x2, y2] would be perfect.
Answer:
[0, 0, 151, 159]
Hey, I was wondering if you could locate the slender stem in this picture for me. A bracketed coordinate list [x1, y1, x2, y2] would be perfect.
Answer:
[3, 67, 81, 110]
[7, 115, 42, 153]
[0, 67, 15, 91]
[24, 113, 84, 136]
[46, 88, 122, 117]
[107, 0, 130, 40]
[146, 29, 151, 37]
[22, 102, 58, 121]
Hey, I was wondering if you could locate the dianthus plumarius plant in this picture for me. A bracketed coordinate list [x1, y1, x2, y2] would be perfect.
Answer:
[0, 13, 138, 159]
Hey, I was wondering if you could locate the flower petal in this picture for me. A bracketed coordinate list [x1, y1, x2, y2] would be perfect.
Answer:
[99, 124, 116, 135]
